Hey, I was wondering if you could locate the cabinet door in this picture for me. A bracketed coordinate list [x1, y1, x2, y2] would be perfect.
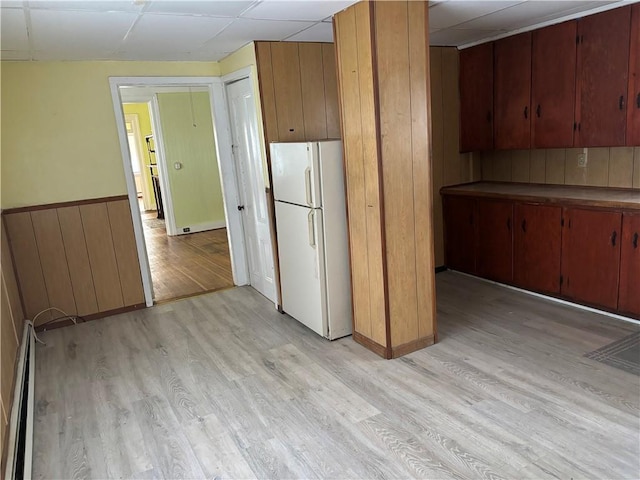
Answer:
[561, 208, 622, 310]
[575, 6, 631, 147]
[459, 43, 494, 152]
[443, 196, 477, 274]
[531, 21, 577, 148]
[478, 199, 513, 283]
[619, 212, 640, 317]
[270, 42, 306, 142]
[627, 4, 640, 146]
[494, 32, 532, 150]
[514, 204, 562, 294]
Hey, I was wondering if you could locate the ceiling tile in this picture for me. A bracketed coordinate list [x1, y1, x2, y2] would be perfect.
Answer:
[208, 17, 313, 42]
[242, 0, 356, 22]
[286, 21, 333, 41]
[30, 9, 137, 56]
[123, 14, 233, 53]
[458, 1, 613, 30]
[144, 1, 257, 17]
[1, 8, 29, 51]
[429, 1, 524, 30]
[29, 0, 144, 13]
[1, 50, 30, 60]
[430, 28, 502, 46]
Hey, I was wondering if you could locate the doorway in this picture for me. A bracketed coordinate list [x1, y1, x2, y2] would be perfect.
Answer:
[110, 76, 276, 308]
[121, 91, 234, 302]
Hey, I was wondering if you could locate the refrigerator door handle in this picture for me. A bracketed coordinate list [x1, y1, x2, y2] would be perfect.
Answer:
[308, 210, 316, 248]
[304, 167, 312, 206]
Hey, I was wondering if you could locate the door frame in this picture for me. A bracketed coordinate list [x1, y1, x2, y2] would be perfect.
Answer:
[109, 76, 249, 307]
[124, 112, 154, 211]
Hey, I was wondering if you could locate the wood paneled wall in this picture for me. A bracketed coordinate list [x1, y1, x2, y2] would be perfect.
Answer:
[430, 46, 481, 267]
[480, 146, 640, 188]
[335, 1, 436, 358]
[2, 196, 145, 329]
[255, 41, 340, 146]
[1, 216, 25, 474]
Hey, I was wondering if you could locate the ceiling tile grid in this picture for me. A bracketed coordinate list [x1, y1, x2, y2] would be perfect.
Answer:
[0, 0, 635, 61]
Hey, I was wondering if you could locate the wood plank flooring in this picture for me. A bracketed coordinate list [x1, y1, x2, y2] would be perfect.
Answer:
[141, 213, 233, 302]
[33, 271, 640, 479]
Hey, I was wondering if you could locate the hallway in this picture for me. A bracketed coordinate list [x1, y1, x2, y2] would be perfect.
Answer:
[142, 212, 234, 302]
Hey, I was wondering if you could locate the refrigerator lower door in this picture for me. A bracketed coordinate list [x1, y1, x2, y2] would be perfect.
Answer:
[275, 201, 327, 337]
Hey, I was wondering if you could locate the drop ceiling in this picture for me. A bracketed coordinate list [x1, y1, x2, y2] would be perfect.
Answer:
[0, 0, 634, 62]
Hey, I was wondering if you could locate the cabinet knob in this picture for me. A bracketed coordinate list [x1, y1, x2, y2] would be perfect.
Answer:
[536, 105, 541, 118]
[611, 230, 617, 247]
[619, 95, 625, 111]
[636, 93, 640, 109]
[633, 232, 638, 249]
[521, 219, 527, 233]
[523, 106, 528, 119]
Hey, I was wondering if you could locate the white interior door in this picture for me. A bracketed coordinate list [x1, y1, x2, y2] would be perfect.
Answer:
[226, 77, 276, 303]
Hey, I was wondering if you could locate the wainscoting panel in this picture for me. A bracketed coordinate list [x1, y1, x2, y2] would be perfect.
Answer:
[2, 196, 145, 328]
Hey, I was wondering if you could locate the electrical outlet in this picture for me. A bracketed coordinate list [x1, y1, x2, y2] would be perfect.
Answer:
[183, 227, 191, 233]
[577, 150, 588, 168]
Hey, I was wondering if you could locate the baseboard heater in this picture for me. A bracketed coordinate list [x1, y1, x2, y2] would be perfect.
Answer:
[4, 322, 35, 480]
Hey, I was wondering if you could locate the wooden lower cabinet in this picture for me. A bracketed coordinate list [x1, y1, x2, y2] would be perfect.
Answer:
[443, 196, 477, 274]
[619, 212, 640, 316]
[514, 204, 562, 294]
[561, 208, 622, 310]
[442, 189, 638, 319]
[477, 199, 513, 283]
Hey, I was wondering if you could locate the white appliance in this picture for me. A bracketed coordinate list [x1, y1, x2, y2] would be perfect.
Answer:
[271, 140, 352, 340]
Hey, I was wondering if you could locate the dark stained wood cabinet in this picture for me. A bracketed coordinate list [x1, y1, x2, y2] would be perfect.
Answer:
[575, 6, 632, 147]
[444, 196, 477, 274]
[618, 212, 640, 316]
[477, 199, 513, 283]
[494, 32, 532, 150]
[627, 4, 640, 146]
[514, 204, 562, 295]
[531, 21, 577, 148]
[561, 208, 622, 310]
[459, 43, 494, 152]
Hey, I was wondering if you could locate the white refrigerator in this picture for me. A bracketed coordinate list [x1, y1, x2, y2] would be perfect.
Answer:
[271, 140, 352, 340]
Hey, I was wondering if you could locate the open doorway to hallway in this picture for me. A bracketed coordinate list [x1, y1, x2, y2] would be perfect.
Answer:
[120, 87, 234, 303]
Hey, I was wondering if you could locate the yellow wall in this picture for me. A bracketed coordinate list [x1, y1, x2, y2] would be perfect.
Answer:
[123, 102, 155, 209]
[157, 92, 225, 230]
[219, 42, 271, 186]
[1, 61, 220, 209]
[480, 147, 640, 188]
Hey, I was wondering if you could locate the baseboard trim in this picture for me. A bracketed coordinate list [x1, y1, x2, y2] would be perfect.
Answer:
[173, 220, 227, 236]
[35, 303, 146, 331]
[449, 270, 640, 326]
[353, 331, 390, 359]
[391, 335, 435, 358]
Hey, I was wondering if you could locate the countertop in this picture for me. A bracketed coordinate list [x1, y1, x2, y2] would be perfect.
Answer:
[440, 182, 640, 211]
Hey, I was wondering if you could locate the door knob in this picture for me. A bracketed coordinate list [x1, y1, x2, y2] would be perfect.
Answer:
[237, 205, 245, 211]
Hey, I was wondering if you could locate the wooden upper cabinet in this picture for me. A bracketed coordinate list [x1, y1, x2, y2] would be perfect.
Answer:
[627, 4, 640, 146]
[561, 208, 622, 310]
[531, 21, 577, 148]
[459, 43, 493, 152]
[494, 32, 532, 150]
[575, 6, 632, 147]
[270, 42, 306, 142]
[619, 212, 640, 316]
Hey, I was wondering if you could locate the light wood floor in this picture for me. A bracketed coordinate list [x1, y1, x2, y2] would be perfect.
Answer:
[141, 212, 234, 302]
[33, 272, 639, 479]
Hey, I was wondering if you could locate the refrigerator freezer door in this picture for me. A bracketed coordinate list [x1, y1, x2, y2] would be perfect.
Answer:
[275, 201, 327, 337]
[271, 142, 321, 208]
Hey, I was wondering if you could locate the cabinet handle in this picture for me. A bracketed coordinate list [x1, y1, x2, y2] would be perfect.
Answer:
[633, 232, 638, 249]
[619, 95, 625, 110]
[524, 106, 528, 119]
[536, 105, 541, 118]
[507, 217, 511, 231]
[636, 93, 640, 109]
[308, 210, 316, 247]
[611, 230, 617, 247]
[521, 219, 527, 232]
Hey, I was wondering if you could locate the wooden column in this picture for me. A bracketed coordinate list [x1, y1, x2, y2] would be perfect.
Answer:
[334, 0, 436, 358]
